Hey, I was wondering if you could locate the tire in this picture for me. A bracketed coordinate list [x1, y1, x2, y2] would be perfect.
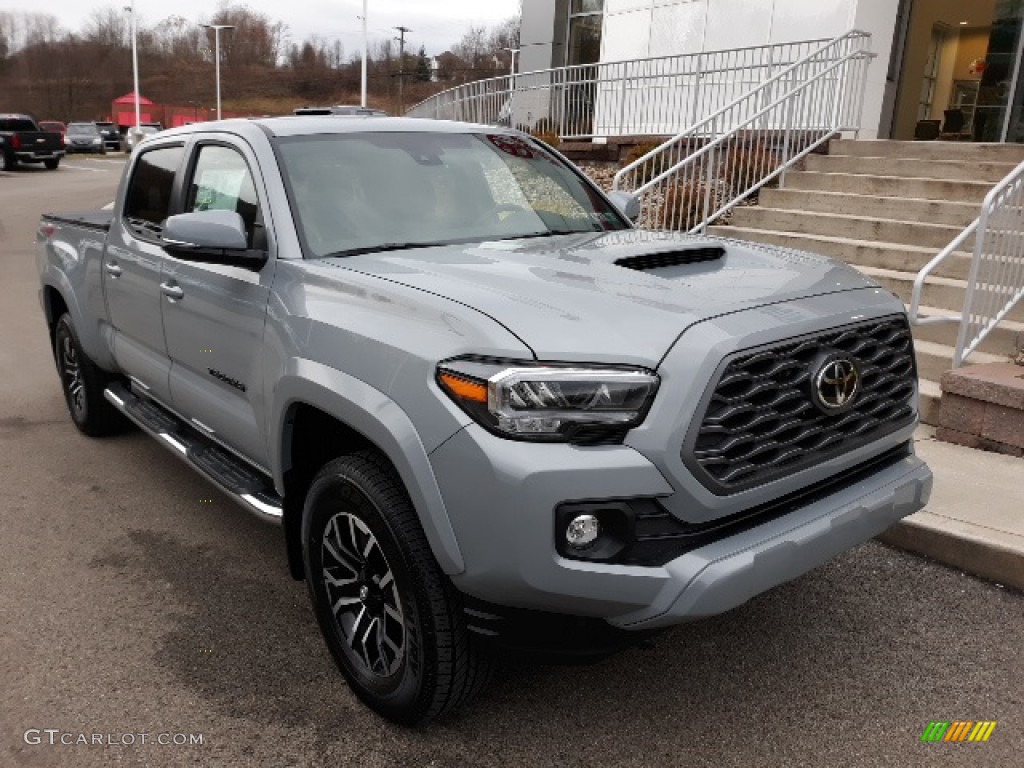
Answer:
[53, 313, 127, 436]
[303, 452, 491, 725]
[0, 151, 15, 171]
[44, 158, 60, 170]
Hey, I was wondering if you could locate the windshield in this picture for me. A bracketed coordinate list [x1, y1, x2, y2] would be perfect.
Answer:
[68, 124, 98, 135]
[276, 131, 629, 258]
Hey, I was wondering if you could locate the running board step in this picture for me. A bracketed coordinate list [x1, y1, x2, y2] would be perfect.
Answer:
[104, 382, 283, 524]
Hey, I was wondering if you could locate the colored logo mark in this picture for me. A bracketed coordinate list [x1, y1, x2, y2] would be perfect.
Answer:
[921, 721, 996, 742]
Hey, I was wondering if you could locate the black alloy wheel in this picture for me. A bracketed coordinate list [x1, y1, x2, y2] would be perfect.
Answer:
[303, 452, 491, 725]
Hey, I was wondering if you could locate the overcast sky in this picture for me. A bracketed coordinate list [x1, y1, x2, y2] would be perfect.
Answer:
[50, 0, 521, 56]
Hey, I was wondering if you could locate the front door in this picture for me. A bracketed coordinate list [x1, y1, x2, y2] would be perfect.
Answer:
[103, 143, 187, 403]
[161, 138, 275, 468]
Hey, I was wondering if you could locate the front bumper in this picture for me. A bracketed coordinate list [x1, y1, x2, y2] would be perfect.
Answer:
[431, 423, 931, 630]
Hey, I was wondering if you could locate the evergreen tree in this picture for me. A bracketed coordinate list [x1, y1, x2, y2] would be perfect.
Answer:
[415, 45, 431, 82]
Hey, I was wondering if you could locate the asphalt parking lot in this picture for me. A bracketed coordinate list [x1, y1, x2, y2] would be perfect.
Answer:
[2, 156, 1022, 767]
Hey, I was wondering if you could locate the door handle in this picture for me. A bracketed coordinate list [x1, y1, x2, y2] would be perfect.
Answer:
[105, 262, 122, 277]
[160, 281, 184, 301]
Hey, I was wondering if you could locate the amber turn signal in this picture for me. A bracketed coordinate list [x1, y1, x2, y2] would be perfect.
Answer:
[438, 371, 488, 403]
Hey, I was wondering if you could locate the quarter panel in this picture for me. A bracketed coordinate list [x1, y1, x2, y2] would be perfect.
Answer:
[37, 226, 115, 369]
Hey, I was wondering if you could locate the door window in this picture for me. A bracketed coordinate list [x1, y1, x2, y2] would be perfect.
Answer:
[185, 145, 263, 249]
[123, 145, 186, 237]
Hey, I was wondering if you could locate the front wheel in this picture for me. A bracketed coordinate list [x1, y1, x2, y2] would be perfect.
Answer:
[303, 452, 491, 725]
[44, 158, 60, 170]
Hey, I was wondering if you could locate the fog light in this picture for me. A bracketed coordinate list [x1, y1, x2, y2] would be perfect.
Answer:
[566, 514, 601, 549]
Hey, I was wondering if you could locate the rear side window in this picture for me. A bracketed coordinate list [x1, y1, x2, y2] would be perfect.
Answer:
[124, 145, 185, 236]
[0, 118, 37, 131]
[185, 144, 263, 249]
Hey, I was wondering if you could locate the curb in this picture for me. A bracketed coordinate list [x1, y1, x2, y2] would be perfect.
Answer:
[878, 513, 1024, 592]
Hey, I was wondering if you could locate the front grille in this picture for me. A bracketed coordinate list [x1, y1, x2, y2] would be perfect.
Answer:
[684, 315, 916, 494]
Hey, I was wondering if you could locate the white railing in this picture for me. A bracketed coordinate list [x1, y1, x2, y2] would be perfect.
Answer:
[611, 31, 874, 233]
[910, 161, 1024, 367]
[406, 39, 831, 138]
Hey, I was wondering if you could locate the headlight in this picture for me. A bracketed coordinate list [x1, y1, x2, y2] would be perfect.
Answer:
[437, 358, 659, 444]
[63, 136, 70, 144]
[92, 137, 102, 144]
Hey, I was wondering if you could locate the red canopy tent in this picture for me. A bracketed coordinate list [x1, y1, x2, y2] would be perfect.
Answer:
[110, 93, 156, 128]
[109, 93, 250, 129]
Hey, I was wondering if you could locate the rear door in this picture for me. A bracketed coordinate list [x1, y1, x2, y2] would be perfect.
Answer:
[103, 142, 187, 403]
[161, 137, 275, 468]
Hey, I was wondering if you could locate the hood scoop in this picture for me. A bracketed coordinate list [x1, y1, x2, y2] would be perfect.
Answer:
[615, 246, 725, 272]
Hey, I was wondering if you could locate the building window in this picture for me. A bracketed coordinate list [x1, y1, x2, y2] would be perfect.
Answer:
[567, 0, 603, 67]
[918, 26, 947, 121]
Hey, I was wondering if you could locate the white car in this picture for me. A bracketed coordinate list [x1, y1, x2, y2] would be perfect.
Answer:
[123, 123, 163, 152]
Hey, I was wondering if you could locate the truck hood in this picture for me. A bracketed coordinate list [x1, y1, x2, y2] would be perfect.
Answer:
[323, 230, 880, 367]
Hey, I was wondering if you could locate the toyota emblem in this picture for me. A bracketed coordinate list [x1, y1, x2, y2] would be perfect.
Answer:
[813, 357, 860, 411]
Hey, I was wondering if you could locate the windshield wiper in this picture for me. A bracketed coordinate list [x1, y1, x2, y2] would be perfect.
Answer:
[497, 229, 597, 241]
[322, 241, 450, 258]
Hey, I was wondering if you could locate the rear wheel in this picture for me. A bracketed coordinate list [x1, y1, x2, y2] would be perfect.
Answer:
[53, 313, 126, 436]
[44, 158, 60, 170]
[303, 452, 491, 725]
[0, 151, 14, 171]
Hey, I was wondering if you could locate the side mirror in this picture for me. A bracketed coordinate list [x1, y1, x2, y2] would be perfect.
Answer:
[162, 210, 265, 269]
[607, 190, 641, 223]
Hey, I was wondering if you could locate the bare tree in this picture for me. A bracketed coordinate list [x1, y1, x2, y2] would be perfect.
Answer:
[85, 7, 131, 49]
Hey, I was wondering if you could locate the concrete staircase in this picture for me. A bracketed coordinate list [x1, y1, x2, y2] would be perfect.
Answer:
[710, 138, 1024, 425]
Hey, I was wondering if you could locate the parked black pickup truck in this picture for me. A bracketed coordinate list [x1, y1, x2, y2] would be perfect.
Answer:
[0, 114, 65, 171]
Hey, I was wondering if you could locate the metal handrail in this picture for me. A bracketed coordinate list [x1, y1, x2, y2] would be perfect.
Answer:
[406, 38, 832, 139]
[909, 160, 1024, 367]
[611, 30, 874, 233]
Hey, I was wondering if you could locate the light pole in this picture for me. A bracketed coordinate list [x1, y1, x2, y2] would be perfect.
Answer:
[360, 0, 368, 108]
[200, 23, 234, 120]
[125, 2, 141, 134]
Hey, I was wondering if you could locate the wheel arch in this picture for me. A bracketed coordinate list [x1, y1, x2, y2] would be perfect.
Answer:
[42, 284, 70, 347]
[38, 261, 114, 370]
[273, 359, 465, 581]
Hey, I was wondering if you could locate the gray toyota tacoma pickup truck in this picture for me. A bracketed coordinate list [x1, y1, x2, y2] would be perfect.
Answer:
[37, 117, 932, 725]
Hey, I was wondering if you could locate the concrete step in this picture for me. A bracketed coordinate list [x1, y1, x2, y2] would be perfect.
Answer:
[829, 139, 1024, 164]
[712, 226, 973, 281]
[727, 208, 969, 251]
[919, 378, 942, 426]
[785, 171, 994, 203]
[805, 153, 1017, 184]
[913, 338, 1009, 384]
[912, 305, 1024, 357]
[757, 189, 979, 229]
[560, 142, 617, 162]
[855, 266, 1024, 323]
